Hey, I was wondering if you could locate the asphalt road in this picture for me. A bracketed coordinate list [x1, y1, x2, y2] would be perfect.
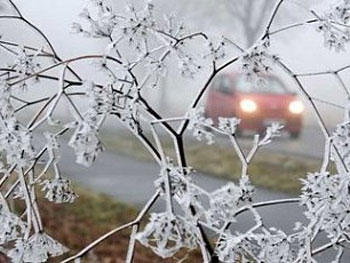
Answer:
[58, 144, 344, 262]
[59, 146, 293, 207]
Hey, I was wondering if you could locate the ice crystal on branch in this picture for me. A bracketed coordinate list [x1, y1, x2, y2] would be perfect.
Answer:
[218, 117, 241, 135]
[162, 14, 186, 39]
[146, 58, 167, 78]
[0, 81, 34, 166]
[42, 178, 77, 204]
[0, 206, 26, 244]
[239, 174, 255, 198]
[0, 117, 34, 167]
[301, 172, 350, 242]
[333, 119, 350, 168]
[155, 161, 203, 210]
[187, 107, 214, 144]
[207, 177, 254, 226]
[76, 3, 117, 38]
[44, 132, 60, 159]
[241, 39, 278, 87]
[177, 55, 202, 78]
[216, 228, 305, 263]
[155, 160, 191, 195]
[203, 37, 226, 61]
[68, 121, 104, 167]
[145, 57, 168, 87]
[135, 212, 198, 258]
[84, 80, 113, 115]
[259, 122, 284, 146]
[8, 233, 68, 263]
[117, 97, 141, 132]
[11, 46, 42, 88]
[0, 81, 14, 120]
[120, 3, 156, 49]
[76, 0, 157, 53]
[317, 0, 350, 51]
[255, 229, 291, 262]
[216, 233, 247, 262]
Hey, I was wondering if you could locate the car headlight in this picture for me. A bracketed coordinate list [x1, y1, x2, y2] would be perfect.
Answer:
[240, 99, 257, 113]
[289, 100, 304, 114]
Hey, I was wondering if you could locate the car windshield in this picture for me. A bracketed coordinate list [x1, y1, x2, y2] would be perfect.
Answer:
[235, 75, 290, 94]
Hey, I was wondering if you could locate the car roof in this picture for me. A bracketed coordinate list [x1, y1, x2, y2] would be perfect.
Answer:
[213, 72, 295, 95]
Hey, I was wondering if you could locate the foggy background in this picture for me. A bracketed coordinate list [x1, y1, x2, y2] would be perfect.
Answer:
[2, 0, 349, 130]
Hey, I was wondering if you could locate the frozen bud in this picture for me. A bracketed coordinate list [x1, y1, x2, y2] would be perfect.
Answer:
[42, 178, 77, 204]
[218, 117, 241, 134]
[68, 121, 104, 167]
[8, 232, 68, 262]
[135, 213, 198, 258]
[187, 107, 214, 144]
[0, 205, 27, 244]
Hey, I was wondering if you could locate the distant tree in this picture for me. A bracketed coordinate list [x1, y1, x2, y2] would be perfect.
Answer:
[175, 0, 277, 47]
[223, 0, 276, 47]
[180, 0, 323, 48]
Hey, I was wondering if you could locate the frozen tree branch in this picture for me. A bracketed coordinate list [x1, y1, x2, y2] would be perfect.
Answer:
[0, 0, 350, 262]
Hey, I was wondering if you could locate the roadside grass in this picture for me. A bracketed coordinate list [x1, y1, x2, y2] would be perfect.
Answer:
[13, 186, 202, 263]
[101, 133, 326, 194]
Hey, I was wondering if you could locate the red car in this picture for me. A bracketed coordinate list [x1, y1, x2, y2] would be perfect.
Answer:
[204, 73, 303, 138]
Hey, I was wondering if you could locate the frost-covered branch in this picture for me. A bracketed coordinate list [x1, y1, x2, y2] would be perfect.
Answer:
[1, 0, 350, 262]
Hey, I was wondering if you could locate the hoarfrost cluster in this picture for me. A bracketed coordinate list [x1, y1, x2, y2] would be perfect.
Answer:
[135, 212, 198, 258]
[317, 0, 350, 51]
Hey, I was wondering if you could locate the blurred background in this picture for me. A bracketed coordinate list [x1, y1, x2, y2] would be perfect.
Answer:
[0, 0, 348, 190]
[1, 0, 347, 160]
